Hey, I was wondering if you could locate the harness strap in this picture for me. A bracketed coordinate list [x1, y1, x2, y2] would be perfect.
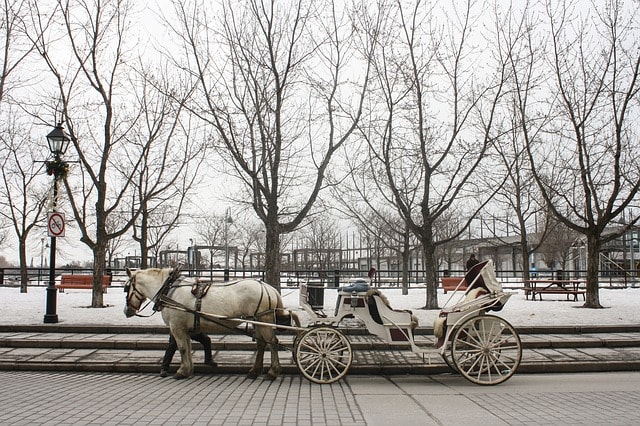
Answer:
[153, 266, 182, 311]
[253, 281, 274, 320]
[193, 282, 205, 331]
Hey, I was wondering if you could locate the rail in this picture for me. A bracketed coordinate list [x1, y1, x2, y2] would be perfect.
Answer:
[1, 266, 637, 289]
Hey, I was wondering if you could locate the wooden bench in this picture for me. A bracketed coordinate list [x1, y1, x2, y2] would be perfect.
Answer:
[441, 277, 468, 294]
[56, 275, 111, 293]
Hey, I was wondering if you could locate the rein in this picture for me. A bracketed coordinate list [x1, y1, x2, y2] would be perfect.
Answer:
[152, 267, 183, 311]
[125, 267, 186, 317]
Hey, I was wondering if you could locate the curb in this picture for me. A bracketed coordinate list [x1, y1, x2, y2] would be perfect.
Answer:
[3, 360, 640, 376]
[2, 324, 640, 334]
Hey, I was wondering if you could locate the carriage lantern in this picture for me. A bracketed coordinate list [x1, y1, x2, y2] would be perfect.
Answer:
[43, 122, 71, 324]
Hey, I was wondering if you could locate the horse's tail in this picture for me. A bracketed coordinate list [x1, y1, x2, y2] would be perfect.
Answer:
[276, 308, 301, 336]
[273, 291, 302, 336]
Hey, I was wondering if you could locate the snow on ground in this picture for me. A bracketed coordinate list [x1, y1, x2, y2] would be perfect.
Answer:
[1, 284, 638, 328]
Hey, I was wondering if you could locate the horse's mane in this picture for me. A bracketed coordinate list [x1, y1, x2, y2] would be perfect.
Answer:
[136, 267, 171, 278]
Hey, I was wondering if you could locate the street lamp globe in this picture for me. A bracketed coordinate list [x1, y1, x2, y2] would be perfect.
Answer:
[46, 122, 71, 157]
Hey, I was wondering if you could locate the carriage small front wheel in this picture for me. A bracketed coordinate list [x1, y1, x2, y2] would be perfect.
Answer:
[451, 314, 522, 385]
[294, 327, 353, 384]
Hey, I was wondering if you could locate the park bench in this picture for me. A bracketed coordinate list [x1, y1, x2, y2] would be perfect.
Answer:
[440, 277, 468, 294]
[56, 274, 111, 293]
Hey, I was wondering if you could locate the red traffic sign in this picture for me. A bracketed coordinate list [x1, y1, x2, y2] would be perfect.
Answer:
[47, 212, 65, 237]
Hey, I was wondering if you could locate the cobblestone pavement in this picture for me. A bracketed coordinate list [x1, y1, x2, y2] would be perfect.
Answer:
[1, 371, 639, 425]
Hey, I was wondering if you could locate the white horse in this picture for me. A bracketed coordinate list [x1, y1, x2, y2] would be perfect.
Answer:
[124, 267, 298, 380]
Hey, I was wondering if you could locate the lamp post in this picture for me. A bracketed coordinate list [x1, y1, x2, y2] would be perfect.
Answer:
[631, 234, 637, 288]
[40, 237, 44, 268]
[224, 208, 233, 281]
[43, 122, 70, 324]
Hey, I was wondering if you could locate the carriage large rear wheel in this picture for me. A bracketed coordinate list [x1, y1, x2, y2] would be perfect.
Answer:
[294, 327, 352, 384]
[451, 314, 521, 385]
[440, 345, 458, 373]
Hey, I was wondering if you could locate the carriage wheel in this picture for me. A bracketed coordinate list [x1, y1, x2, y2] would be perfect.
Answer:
[294, 327, 352, 384]
[440, 344, 458, 373]
[451, 315, 521, 385]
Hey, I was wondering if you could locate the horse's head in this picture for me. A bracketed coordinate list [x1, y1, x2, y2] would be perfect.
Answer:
[123, 268, 147, 317]
[124, 267, 174, 317]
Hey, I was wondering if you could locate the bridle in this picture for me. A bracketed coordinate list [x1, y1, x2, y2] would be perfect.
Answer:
[124, 273, 154, 317]
[124, 267, 183, 317]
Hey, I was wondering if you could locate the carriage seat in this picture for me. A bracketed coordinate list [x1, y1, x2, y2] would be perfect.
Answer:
[337, 280, 370, 294]
[366, 290, 418, 329]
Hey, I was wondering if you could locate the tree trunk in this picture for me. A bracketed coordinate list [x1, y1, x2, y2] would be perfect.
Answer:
[520, 237, 530, 283]
[19, 238, 28, 293]
[584, 233, 602, 308]
[422, 236, 439, 309]
[401, 241, 410, 296]
[140, 207, 149, 269]
[264, 226, 281, 292]
[92, 243, 106, 308]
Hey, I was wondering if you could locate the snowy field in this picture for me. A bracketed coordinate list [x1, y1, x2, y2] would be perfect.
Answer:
[1, 283, 638, 328]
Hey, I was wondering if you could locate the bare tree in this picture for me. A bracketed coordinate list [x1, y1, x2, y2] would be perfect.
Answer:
[299, 213, 343, 271]
[30, 0, 200, 307]
[193, 212, 227, 270]
[0, 0, 45, 281]
[491, 111, 552, 281]
[519, 0, 640, 308]
[169, 0, 378, 290]
[0, 118, 46, 292]
[537, 212, 579, 271]
[0, 0, 36, 104]
[234, 220, 265, 273]
[358, 0, 509, 309]
[128, 68, 205, 268]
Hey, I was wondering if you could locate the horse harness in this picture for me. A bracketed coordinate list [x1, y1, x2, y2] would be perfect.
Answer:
[152, 267, 183, 312]
[191, 280, 212, 331]
[153, 274, 278, 336]
[125, 267, 184, 317]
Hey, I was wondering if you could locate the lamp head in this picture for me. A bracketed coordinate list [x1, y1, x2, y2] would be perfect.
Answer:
[46, 123, 71, 157]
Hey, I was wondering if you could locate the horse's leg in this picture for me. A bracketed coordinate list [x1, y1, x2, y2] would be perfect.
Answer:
[247, 337, 266, 379]
[173, 329, 194, 379]
[264, 326, 281, 380]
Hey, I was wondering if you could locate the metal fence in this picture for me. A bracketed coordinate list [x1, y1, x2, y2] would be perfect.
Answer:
[0, 266, 637, 289]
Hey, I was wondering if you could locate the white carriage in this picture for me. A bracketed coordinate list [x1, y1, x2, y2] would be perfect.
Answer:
[125, 259, 521, 385]
[293, 260, 522, 385]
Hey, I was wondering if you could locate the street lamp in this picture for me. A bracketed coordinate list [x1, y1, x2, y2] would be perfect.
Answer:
[40, 237, 44, 269]
[631, 235, 637, 288]
[224, 208, 233, 281]
[43, 122, 71, 324]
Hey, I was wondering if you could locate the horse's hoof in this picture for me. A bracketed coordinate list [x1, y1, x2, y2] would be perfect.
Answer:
[246, 372, 258, 380]
[266, 374, 277, 381]
[173, 373, 189, 380]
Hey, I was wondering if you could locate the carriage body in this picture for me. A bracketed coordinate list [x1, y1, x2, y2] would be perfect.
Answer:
[299, 282, 416, 345]
[296, 260, 522, 385]
[126, 261, 520, 386]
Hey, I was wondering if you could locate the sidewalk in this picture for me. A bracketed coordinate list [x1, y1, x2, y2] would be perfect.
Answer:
[1, 324, 640, 377]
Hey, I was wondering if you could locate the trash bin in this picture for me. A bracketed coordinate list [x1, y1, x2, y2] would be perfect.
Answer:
[307, 280, 324, 310]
